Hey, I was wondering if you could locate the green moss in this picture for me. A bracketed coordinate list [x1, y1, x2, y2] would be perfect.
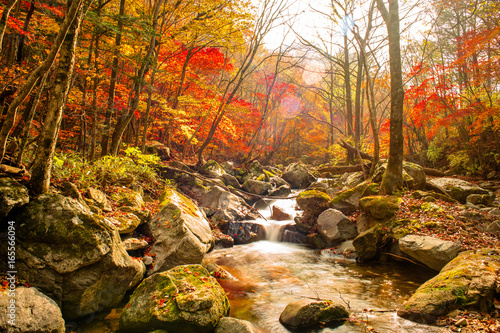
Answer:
[159, 188, 201, 218]
[359, 195, 401, 220]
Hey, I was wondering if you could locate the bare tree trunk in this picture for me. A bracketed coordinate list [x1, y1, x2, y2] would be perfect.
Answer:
[30, 0, 87, 195]
[0, 0, 19, 53]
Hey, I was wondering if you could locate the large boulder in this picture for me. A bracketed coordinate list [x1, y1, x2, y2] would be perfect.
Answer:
[199, 160, 226, 178]
[279, 298, 349, 330]
[120, 265, 230, 333]
[427, 177, 491, 203]
[0, 287, 65, 333]
[281, 163, 316, 189]
[177, 174, 211, 200]
[242, 179, 272, 195]
[316, 209, 357, 246]
[296, 190, 330, 227]
[398, 248, 500, 324]
[215, 317, 259, 333]
[146, 189, 213, 275]
[328, 182, 374, 215]
[373, 161, 426, 190]
[398, 235, 462, 271]
[0, 177, 29, 220]
[200, 186, 252, 222]
[359, 196, 401, 221]
[248, 160, 265, 178]
[221, 174, 242, 190]
[352, 226, 384, 261]
[5, 193, 144, 319]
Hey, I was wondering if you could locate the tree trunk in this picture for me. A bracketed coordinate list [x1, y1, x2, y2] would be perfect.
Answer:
[376, 0, 404, 194]
[0, 0, 19, 54]
[30, 0, 87, 195]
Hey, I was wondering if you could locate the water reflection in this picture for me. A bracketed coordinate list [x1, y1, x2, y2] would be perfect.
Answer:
[204, 241, 444, 333]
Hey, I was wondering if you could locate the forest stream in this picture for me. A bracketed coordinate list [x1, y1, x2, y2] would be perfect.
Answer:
[77, 192, 447, 333]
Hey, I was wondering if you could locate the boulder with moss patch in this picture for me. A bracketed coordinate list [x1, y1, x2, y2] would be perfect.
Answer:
[352, 226, 384, 261]
[427, 178, 490, 203]
[3, 193, 144, 319]
[146, 189, 213, 275]
[296, 190, 330, 226]
[0, 177, 29, 220]
[120, 264, 230, 333]
[398, 248, 500, 324]
[200, 186, 252, 222]
[86, 187, 112, 212]
[200, 160, 226, 178]
[242, 179, 272, 195]
[359, 196, 401, 220]
[279, 299, 349, 330]
[328, 182, 375, 215]
[281, 163, 316, 189]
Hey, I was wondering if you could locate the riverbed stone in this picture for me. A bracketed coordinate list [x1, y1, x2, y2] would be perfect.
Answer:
[215, 317, 259, 333]
[220, 221, 266, 244]
[279, 298, 349, 329]
[399, 235, 462, 271]
[7, 193, 144, 319]
[281, 162, 316, 189]
[146, 188, 213, 274]
[352, 226, 384, 261]
[317, 209, 357, 245]
[269, 184, 292, 197]
[271, 205, 292, 221]
[200, 186, 252, 222]
[359, 195, 401, 221]
[200, 160, 226, 178]
[120, 265, 230, 333]
[0, 286, 65, 333]
[0, 177, 29, 220]
[221, 174, 241, 189]
[427, 177, 490, 203]
[242, 179, 272, 195]
[296, 190, 330, 226]
[398, 248, 500, 324]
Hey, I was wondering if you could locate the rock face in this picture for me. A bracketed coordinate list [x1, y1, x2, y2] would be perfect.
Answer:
[146, 189, 213, 275]
[0, 287, 65, 333]
[427, 177, 491, 203]
[281, 163, 316, 189]
[398, 248, 500, 324]
[0, 177, 29, 220]
[399, 235, 462, 271]
[402, 162, 427, 190]
[8, 193, 144, 319]
[317, 209, 357, 246]
[120, 265, 230, 333]
[200, 186, 251, 222]
[215, 317, 259, 333]
[279, 299, 349, 329]
[359, 195, 400, 220]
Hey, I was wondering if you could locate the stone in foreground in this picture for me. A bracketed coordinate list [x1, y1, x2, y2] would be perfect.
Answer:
[215, 317, 259, 333]
[398, 248, 500, 324]
[399, 235, 462, 271]
[120, 264, 230, 333]
[279, 298, 349, 329]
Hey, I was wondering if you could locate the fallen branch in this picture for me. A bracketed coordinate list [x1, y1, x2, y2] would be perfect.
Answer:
[0, 164, 29, 177]
[317, 164, 372, 174]
[338, 139, 374, 161]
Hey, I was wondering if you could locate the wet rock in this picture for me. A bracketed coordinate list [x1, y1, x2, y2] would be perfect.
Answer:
[120, 265, 230, 333]
[281, 162, 316, 189]
[242, 179, 272, 195]
[352, 226, 384, 261]
[212, 229, 234, 248]
[204, 263, 235, 280]
[317, 209, 357, 246]
[0, 177, 29, 220]
[271, 205, 292, 221]
[280, 227, 307, 244]
[399, 235, 462, 271]
[398, 248, 500, 324]
[279, 298, 348, 329]
[220, 221, 266, 245]
[296, 190, 330, 226]
[359, 196, 400, 221]
[427, 177, 490, 203]
[86, 187, 112, 212]
[7, 193, 144, 319]
[200, 186, 252, 223]
[215, 317, 259, 333]
[199, 160, 226, 178]
[146, 189, 213, 275]
[0, 287, 65, 333]
[269, 185, 291, 197]
[329, 182, 372, 215]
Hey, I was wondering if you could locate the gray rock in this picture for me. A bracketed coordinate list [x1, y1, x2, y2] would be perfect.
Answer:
[120, 265, 230, 333]
[7, 193, 144, 319]
[343, 171, 365, 190]
[221, 174, 241, 189]
[146, 189, 213, 275]
[215, 317, 259, 333]
[271, 176, 290, 188]
[200, 160, 226, 178]
[427, 177, 490, 203]
[399, 235, 462, 271]
[279, 298, 348, 329]
[0, 177, 29, 220]
[220, 161, 235, 175]
[403, 162, 427, 190]
[248, 160, 265, 178]
[242, 179, 272, 195]
[269, 185, 292, 197]
[281, 163, 316, 189]
[0, 287, 65, 333]
[317, 209, 357, 245]
[200, 186, 252, 222]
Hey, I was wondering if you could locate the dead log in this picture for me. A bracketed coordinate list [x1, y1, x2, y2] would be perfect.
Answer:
[317, 164, 372, 175]
[0, 164, 29, 177]
[421, 167, 445, 177]
[338, 139, 374, 161]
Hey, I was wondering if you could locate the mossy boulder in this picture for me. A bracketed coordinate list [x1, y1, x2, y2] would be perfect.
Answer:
[120, 265, 230, 333]
[114, 188, 144, 208]
[0, 177, 29, 220]
[4, 193, 144, 319]
[352, 226, 384, 261]
[281, 162, 316, 189]
[199, 160, 226, 178]
[398, 248, 500, 324]
[146, 189, 213, 275]
[279, 299, 349, 329]
[329, 182, 373, 215]
[359, 196, 401, 221]
[427, 177, 490, 203]
[466, 193, 495, 206]
[372, 161, 426, 190]
[296, 190, 330, 226]
[248, 160, 265, 178]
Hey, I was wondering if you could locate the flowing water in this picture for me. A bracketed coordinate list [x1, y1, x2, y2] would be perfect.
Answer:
[203, 194, 445, 333]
